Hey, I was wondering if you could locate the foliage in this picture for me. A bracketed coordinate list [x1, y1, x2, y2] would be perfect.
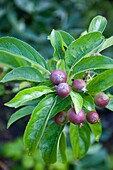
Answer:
[0, 137, 111, 170]
[1, 15, 113, 164]
[1, 0, 113, 59]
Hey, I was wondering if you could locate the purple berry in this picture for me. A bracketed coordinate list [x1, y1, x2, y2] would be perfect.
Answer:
[50, 70, 67, 85]
[94, 92, 109, 107]
[54, 112, 67, 126]
[56, 83, 70, 98]
[87, 111, 99, 124]
[68, 108, 86, 125]
[72, 79, 86, 92]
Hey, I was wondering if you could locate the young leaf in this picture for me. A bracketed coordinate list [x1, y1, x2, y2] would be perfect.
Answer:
[88, 121, 102, 142]
[87, 69, 113, 95]
[70, 90, 83, 114]
[106, 98, 113, 111]
[7, 106, 34, 128]
[48, 29, 65, 60]
[1, 66, 45, 83]
[58, 132, 67, 163]
[83, 95, 95, 111]
[5, 86, 53, 108]
[47, 58, 57, 72]
[71, 55, 113, 78]
[70, 123, 90, 160]
[59, 30, 74, 46]
[49, 96, 70, 119]
[0, 36, 47, 69]
[24, 94, 56, 155]
[65, 32, 104, 68]
[88, 15, 107, 33]
[40, 121, 64, 164]
[56, 59, 66, 71]
[99, 36, 113, 52]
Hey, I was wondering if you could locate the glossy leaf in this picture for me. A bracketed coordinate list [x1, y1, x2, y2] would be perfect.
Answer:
[99, 36, 113, 52]
[58, 132, 67, 163]
[40, 121, 64, 164]
[48, 29, 65, 60]
[71, 55, 113, 78]
[88, 121, 102, 142]
[1, 66, 44, 83]
[49, 96, 70, 119]
[87, 69, 113, 95]
[88, 15, 107, 33]
[7, 106, 34, 128]
[70, 90, 83, 114]
[0, 50, 30, 68]
[83, 95, 95, 111]
[24, 94, 56, 154]
[106, 98, 113, 111]
[59, 30, 74, 46]
[0, 36, 47, 69]
[70, 123, 90, 160]
[0, 50, 50, 78]
[5, 86, 53, 108]
[65, 32, 104, 68]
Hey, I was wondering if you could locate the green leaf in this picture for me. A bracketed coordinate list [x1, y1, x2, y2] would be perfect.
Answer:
[1, 66, 45, 83]
[88, 121, 102, 142]
[0, 50, 30, 68]
[65, 32, 104, 68]
[47, 58, 57, 72]
[7, 106, 34, 128]
[99, 36, 113, 52]
[70, 90, 83, 114]
[88, 15, 107, 33]
[5, 86, 53, 108]
[58, 132, 67, 163]
[0, 50, 50, 78]
[49, 96, 70, 119]
[83, 95, 95, 111]
[70, 123, 90, 160]
[87, 69, 113, 95]
[71, 55, 113, 78]
[0, 36, 47, 69]
[40, 121, 64, 164]
[106, 98, 113, 111]
[59, 30, 74, 46]
[24, 94, 56, 155]
[56, 59, 66, 71]
[48, 29, 65, 60]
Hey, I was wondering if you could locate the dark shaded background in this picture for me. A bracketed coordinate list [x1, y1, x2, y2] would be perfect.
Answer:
[0, 0, 113, 170]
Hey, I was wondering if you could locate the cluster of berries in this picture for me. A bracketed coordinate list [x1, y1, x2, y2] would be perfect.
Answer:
[50, 70, 109, 126]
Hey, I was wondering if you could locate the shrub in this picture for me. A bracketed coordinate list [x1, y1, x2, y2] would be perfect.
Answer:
[0, 15, 113, 163]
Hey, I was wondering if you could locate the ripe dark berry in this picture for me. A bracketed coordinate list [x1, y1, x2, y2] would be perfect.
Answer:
[94, 92, 109, 107]
[72, 79, 86, 92]
[50, 70, 67, 85]
[68, 108, 86, 125]
[87, 111, 99, 124]
[56, 83, 70, 98]
[54, 112, 67, 126]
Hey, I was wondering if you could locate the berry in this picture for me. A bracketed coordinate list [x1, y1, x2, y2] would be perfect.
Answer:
[50, 70, 67, 85]
[72, 79, 86, 92]
[56, 83, 70, 98]
[54, 112, 67, 126]
[87, 111, 99, 124]
[94, 92, 109, 107]
[68, 108, 86, 125]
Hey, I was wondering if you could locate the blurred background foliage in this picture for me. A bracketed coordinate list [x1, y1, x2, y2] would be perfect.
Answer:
[0, 0, 113, 169]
